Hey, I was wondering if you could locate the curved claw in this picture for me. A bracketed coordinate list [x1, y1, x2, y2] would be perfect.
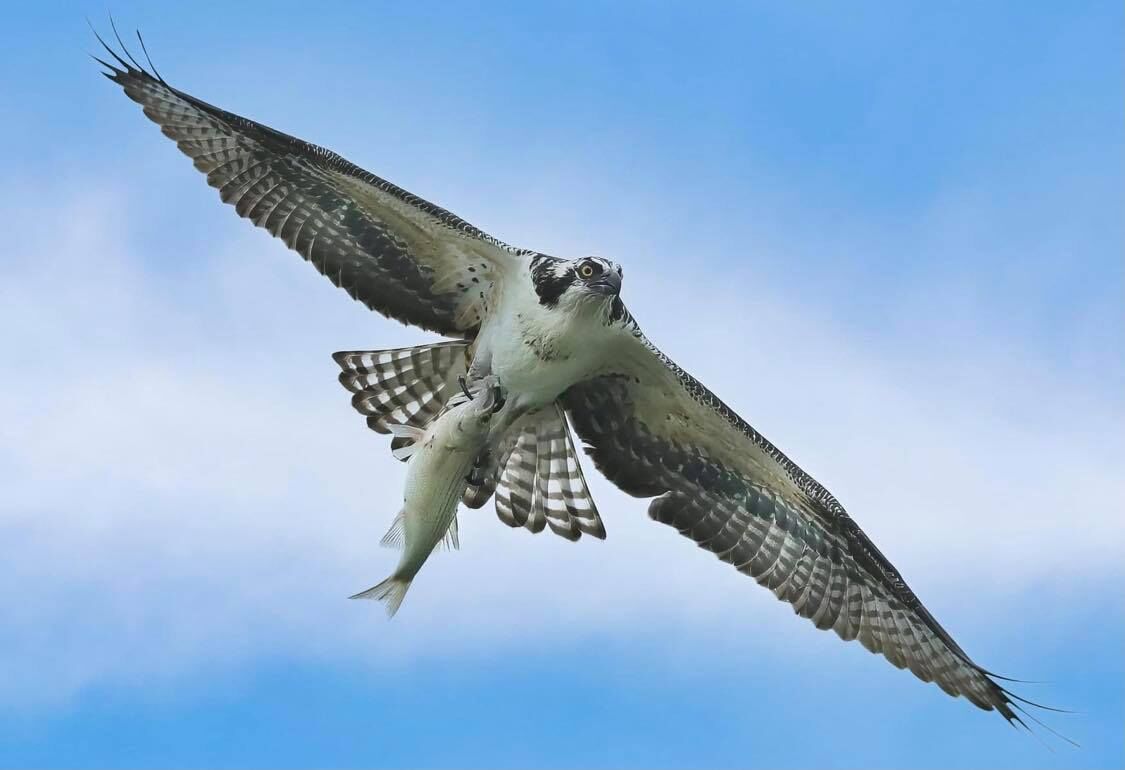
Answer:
[491, 384, 506, 413]
[457, 374, 473, 401]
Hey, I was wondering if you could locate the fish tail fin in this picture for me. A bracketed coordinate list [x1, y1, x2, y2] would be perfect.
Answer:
[350, 575, 412, 618]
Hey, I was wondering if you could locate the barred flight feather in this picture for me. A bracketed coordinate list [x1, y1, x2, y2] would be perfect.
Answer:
[94, 32, 534, 337]
[99, 29, 1063, 740]
[562, 329, 1061, 734]
[333, 341, 471, 436]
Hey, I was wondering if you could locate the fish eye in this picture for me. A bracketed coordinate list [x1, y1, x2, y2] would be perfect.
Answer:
[577, 261, 601, 279]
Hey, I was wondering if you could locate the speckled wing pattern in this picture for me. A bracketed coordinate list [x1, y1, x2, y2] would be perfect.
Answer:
[95, 38, 528, 336]
[562, 329, 1042, 728]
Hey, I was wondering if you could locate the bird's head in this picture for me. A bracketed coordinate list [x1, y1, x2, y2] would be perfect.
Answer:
[531, 256, 624, 317]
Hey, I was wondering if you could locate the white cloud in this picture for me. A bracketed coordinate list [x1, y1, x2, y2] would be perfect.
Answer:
[0, 177, 1120, 711]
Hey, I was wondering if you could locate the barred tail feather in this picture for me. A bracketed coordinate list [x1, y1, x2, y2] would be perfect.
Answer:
[350, 576, 412, 617]
[493, 407, 605, 540]
[462, 426, 522, 510]
[495, 423, 540, 530]
[333, 343, 604, 541]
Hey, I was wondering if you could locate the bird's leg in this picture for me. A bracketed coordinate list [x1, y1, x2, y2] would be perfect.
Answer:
[464, 449, 491, 487]
[491, 383, 506, 413]
[486, 396, 527, 446]
[457, 374, 473, 401]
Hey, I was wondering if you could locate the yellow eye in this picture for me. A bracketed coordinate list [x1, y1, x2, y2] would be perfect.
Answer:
[578, 263, 596, 278]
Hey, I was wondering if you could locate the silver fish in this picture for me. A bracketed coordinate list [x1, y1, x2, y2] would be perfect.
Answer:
[351, 376, 505, 616]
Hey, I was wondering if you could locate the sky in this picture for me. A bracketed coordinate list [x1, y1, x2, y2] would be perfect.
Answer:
[0, 2, 1122, 767]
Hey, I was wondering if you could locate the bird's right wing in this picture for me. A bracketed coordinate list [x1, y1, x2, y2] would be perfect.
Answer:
[96, 31, 532, 336]
[562, 326, 1057, 730]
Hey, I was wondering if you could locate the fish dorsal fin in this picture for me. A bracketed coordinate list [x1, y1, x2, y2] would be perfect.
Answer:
[441, 514, 460, 551]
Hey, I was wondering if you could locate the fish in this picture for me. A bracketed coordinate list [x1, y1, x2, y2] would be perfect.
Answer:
[350, 376, 505, 617]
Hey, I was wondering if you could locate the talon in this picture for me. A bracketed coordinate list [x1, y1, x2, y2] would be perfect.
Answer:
[457, 374, 473, 401]
[465, 470, 483, 487]
[491, 384, 506, 413]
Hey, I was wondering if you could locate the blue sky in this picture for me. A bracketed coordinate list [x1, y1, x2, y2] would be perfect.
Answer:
[1, 2, 1122, 767]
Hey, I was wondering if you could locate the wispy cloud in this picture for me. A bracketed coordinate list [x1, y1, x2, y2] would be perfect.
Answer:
[1, 173, 1120, 712]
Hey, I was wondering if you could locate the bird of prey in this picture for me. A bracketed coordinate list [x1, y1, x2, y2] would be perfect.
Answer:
[95, 29, 1060, 734]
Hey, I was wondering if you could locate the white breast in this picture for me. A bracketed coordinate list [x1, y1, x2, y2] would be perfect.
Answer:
[476, 275, 612, 410]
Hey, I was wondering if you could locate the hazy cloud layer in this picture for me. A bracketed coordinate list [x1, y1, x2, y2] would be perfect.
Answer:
[1, 176, 1120, 710]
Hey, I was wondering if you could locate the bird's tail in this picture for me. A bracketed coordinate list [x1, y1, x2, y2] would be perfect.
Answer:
[331, 343, 605, 540]
[350, 576, 412, 618]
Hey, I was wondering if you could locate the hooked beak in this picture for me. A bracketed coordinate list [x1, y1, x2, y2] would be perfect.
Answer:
[589, 271, 622, 297]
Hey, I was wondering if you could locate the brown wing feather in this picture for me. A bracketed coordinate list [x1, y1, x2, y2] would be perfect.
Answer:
[96, 35, 530, 336]
[562, 329, 1039, 726]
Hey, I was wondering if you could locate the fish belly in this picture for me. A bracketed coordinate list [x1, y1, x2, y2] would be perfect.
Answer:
[395, 446, 473, 579]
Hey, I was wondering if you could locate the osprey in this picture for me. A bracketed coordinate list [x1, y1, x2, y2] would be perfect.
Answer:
[95, 30, 1059, 734]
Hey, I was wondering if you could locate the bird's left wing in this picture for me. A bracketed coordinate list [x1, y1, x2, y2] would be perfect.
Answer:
[562, 328, 1038, 727]
[95, 33, 528, 336]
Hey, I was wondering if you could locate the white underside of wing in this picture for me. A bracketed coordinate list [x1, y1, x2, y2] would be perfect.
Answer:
[335, 173, 520, 330]
[609, 329, 809, 503]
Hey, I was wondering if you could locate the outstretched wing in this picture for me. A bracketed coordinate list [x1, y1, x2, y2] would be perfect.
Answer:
[95, 33, 530, 336]
[562, 328, 1041, 727]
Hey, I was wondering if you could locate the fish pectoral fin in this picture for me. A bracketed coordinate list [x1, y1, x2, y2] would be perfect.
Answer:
[388, 424, 426, 441]
[381, 510, 459, 551]
[380, 509, 407, 549]
[388, 424, 426, 461]
[391, 440, 419, 461]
